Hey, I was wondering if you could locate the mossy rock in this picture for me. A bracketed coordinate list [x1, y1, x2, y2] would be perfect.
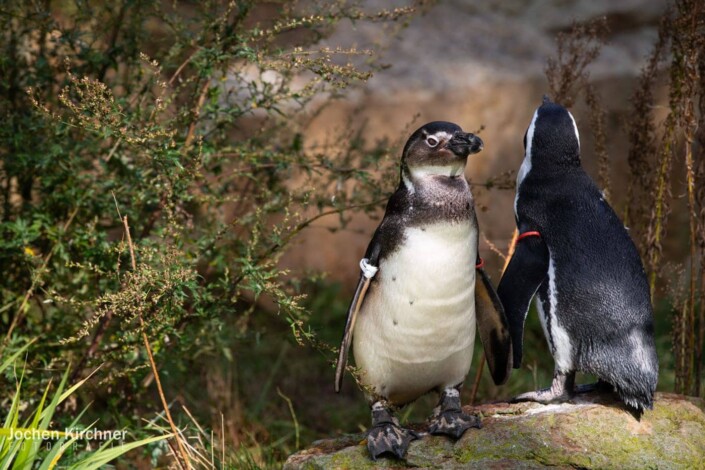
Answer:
[284, 392, 705, 469]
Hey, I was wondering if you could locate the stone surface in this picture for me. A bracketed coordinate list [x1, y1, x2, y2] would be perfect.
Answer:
[325, 0, 667, 90]
[284, 392, 705, 469]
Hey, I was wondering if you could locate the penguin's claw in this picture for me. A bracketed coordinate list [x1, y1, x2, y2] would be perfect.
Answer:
[428, 410, 481, 439]
[513, 371, 576, 404]
[366, 423, 419, 460]
[511, 387, 573, 404]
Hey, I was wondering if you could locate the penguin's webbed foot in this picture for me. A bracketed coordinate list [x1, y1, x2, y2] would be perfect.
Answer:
[366, 401, 419, 460]
[427, 386, 481, 439]
[428, 409, 481, 439]
[512, 370, 576, 404]
[366, 422, 420, 460]
[512, 387, 572, 404]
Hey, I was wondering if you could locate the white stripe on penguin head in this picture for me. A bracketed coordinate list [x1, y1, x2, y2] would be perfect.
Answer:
[567, 110, 580, 151]
[431, 131, 454, 142]
[514, 107, 540, 218]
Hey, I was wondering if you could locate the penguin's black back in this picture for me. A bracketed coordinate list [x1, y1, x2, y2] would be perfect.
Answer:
[517, 102, 658, 409]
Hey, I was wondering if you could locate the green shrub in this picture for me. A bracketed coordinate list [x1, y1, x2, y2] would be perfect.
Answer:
[0, 0, 417, 465]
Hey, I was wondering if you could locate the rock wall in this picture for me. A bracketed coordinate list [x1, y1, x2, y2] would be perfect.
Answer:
[281, 0, 670, 286]
[284, 392, 705, 469]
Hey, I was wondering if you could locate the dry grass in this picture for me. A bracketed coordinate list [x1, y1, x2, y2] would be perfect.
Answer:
[545, 18, 612, 200]
[626, 0, 704, 396]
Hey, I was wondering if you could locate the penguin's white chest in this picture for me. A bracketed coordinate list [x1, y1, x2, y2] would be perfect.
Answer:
[353, 222, 477, 404]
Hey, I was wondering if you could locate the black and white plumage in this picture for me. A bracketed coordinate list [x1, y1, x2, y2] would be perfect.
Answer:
[497, 97, 658, 412]
[335, 121, 512, 460]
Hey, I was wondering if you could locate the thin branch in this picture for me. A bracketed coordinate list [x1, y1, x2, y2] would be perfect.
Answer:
[70, 308, 114, 383]
[469, 353, 485, 406]
[183, 80, 210, 151]
[232, 198, 387, 287]
[482, 232, 507, 262]
[277, 387, 300, 450]
[122, 215, 191, 469]
[169, 48, 200, 86]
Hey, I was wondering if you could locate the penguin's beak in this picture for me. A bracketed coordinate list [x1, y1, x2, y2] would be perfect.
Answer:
[447, 132, 483, 157]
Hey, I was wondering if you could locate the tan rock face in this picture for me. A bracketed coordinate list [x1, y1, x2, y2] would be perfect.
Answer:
[279, 0, 670, 287]
[284, 392, 705, 469]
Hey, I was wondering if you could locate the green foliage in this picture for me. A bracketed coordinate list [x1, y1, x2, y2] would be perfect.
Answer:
[0, 0, 417, 465]
[0, 340, 170, 468]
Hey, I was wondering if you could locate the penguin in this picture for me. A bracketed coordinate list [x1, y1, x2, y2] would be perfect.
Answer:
[496, 97, 658, 413]
[334, 121, 513, 460]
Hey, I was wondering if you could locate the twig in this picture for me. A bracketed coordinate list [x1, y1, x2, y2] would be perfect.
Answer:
[698, 271, 704, 398]
[482, 232, 507, 262]
[165, 440, 186, 470]
[469, 353, 485, 406]
[169, 49, 200, 85]
[277, 387, 300, 450]
[105, 136, 123, 161]
[232, 198, 387, 287]
[502, 229, 519, 274]
[183, 80, 210, 151]
[585, 84, 610, 202]
[685, 136, 698, 395]
[70, 308, 114, 383]
[122, 215, 191, 469]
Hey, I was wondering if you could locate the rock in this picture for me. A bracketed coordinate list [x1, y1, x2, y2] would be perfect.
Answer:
[284, 392, 705, 469]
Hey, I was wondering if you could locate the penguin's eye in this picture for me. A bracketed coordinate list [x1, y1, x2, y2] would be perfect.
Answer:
[426, 136, 439, 148]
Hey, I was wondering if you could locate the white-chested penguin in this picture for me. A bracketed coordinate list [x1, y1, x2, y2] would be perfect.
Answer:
[497, 97, 658, 413]
[334, 122, 512, 460]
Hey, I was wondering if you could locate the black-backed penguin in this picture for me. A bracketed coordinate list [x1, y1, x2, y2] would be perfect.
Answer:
[497, 98, 658, 412]
[335, 122, 512, 460]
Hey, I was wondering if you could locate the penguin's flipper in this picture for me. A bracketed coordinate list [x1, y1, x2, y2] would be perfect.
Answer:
[334, 240, 382, 393]
[334, 273, 369, 392]
[475, 264, 513, 385]
[496, 234, 549, 368]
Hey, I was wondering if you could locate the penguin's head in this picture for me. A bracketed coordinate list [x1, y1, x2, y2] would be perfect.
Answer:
[400, 121, 483, 185]
[523, 97, 581, 168]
